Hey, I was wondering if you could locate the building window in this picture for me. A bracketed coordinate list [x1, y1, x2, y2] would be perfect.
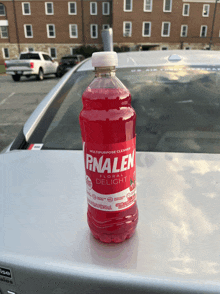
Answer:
[200, 25, 207, 37]
[69, 24, 78, 38]
[182, 3, 189, 16]
[102, 2, 110, 15]
[123, 21, 132, 37]
[45, 2, 54, 15]
[161, 22, 170, 37]
[24, 24, 33, 38]
[142, 22, 151, 37]
[161, 47, 168, 50]
[0, 4, 6, 16]
[203, 4, 210, 17]
[103, 24, 110, 30]
[28, 47, 34, 52]
[144, 0, 152, 12]
[124, 0, 132, 12]
[68, 2, 77, 14]
[163, 0, 172, 12]
[185, 47, 190, 50]
[49, 48, 57, 58]
[22, 2, 31, 15]
[181, 25, 188, 37]
[90, 24, 98, 38]
[47, 24, 56, 38]
[1, 26, 8, 38]
[90, 2, 97, 15]
[3, 48, 9, 58]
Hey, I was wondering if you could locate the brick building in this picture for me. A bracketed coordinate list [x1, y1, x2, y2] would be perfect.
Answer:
[0, 0, 220, 64]
[113, 0, 220, 51]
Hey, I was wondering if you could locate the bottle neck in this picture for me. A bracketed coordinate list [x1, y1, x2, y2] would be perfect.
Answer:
[95, 66, 116, 77]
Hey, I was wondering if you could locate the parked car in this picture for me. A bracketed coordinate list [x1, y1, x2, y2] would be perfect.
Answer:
[56, 54, 85, 77]
[5, 51, 59, 81]
[1, 50, 220, 294]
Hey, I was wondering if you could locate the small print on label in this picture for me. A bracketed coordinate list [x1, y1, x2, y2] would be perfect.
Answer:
[0, 266, 14, 285]
[28, 144, 43, 150]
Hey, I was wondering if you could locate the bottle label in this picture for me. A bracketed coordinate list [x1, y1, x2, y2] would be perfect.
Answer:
[83, 137, 137, 211]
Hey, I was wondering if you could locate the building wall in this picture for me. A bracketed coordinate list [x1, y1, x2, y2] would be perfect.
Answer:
[0, 0, 220, 64]
[0, 0, 112, 63]
[112, 0, 220, 50]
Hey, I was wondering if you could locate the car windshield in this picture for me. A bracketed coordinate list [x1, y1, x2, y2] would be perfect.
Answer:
[62, 56, 78, 60]
[20, 53, 41, 60]
[27, 64, 220, 153]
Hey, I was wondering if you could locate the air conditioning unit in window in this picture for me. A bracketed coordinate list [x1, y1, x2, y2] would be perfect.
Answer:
[123, 33, 131, 37]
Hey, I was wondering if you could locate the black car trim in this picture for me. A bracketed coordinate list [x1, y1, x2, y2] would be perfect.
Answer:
[10, 128, 29, 150]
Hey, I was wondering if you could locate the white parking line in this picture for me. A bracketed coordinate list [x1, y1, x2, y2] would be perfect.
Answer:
[0, 123, 23, 126]
[0, 92, 15, 106]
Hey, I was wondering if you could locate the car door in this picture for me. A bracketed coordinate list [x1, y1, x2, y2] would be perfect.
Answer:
[49, 56, 58, 73]
[42, 54, 51, 74]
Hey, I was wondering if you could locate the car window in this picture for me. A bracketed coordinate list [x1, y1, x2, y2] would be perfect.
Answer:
[26, 65, 220, 153]
[62, 56, 78, 61]
[43, 54, 52, 61]
[20, 53, 40, 60]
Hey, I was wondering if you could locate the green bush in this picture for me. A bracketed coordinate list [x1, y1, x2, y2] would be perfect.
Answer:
[113, 46, 130, 53]
[0, 64, 6, 74]
[72, 45, 130, 58]
[74, 45, 103, 58]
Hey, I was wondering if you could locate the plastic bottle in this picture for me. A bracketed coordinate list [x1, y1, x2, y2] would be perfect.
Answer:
[79, 51, 138, 243]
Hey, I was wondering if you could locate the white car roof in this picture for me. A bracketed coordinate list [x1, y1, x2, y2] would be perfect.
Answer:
[78, 50, 220, 71]
[1, 149, 220, 293]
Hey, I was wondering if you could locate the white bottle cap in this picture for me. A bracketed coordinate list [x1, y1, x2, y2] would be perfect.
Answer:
[92, 51, 118, 68]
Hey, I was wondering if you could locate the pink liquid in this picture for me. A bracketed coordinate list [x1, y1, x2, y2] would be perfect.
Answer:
[79, 87, 138, 243]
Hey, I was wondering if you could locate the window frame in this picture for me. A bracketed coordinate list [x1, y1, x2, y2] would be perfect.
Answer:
[180, 25, 188, 37]
[47, 24, 56, 38]
[102, 24, 110, 30]
[1, 26, 8, 38]
[69, 24, 78, 38]
[143, 0, 153, 12]
[90, 2, 97, 15]
[45, 2, 54, 15]
[161, 21, 171, 37]
[68, 2, 77, 15]
[24, 24, 33, 38]
[90, 24, 98, 38]
[102, 2, 110, 15]
[124, 0, 133, 12]
[49, 48, 57, 58]
[202, 4, 210, 17]
[163, 0, 172, 12]
[2, 47, 9, 59]
[200, 25, 207, 37]
[0, 4, 6, 16]
[142, 22, 151, 37]
[182, 3, 190, 16]
[123, 21, 132, 37]
[22, 2, 31, 15]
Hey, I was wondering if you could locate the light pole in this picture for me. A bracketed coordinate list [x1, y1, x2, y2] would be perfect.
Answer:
[12, 0, 20, 54]
[209, 0, 219, 50]
[81, 0, 85, 46]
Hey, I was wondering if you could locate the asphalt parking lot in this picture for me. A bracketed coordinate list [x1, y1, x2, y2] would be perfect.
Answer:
[0, 74, 60, 152]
